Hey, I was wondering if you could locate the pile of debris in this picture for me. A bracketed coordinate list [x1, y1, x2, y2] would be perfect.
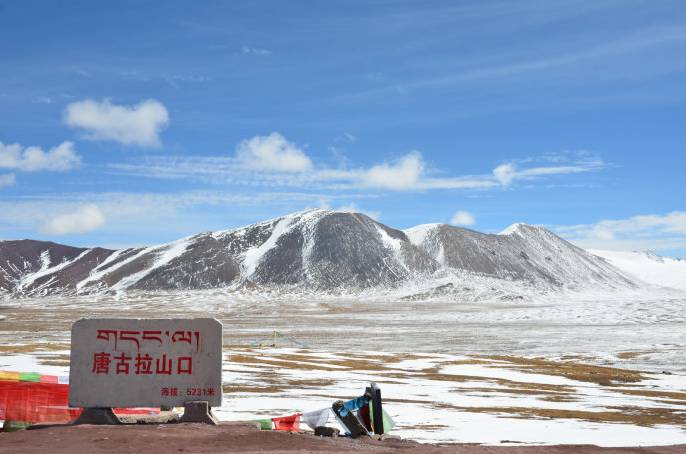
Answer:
[252, 383, 394, 438]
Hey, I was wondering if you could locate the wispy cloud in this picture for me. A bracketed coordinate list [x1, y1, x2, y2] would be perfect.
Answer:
[303, 149, 603, 191]
[0, 141, 81, 172]
[164, 74, 211, 89]
[0, 190, 373, 239]
[339, 25, 686, 102]
[41, 204, 106, 235]
[555, 211, 686, 253]
[493, 160, 603, 185]
[109, 133, 604, 192]
[32, 96, 53, 104]
[64, 98, 170, 147]
[241, 46, 271, 56]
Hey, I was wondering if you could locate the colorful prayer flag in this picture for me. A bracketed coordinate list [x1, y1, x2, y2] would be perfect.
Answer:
[254, 418, 273, 430]
[272, 413, 301, 432]
[302, 407, 330, 430]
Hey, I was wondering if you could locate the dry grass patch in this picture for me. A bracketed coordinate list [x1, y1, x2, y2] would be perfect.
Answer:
[409, 424, 449, 430]
[448, 386, 574, 399]
[38, 359, 70, 366]
[617, 388, 686, 403]
[441, 359, 492, 366]
[616, 351, 649, 360]
[483, 355, 645, 386]
[0, 343, 70, 353]
[222, 384, 287, 394]
[501, 380, 575, 393]
[410, 366, 577, 395]
[227, 354, 339, 371]
[275, 353, 391, 371]
[540, 394, 579, 403]
[559, 354, 597, 361]
[433, 405, 686, 427]
[228, 351, 392, 372]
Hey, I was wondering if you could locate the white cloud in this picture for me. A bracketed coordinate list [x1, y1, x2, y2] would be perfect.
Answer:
[555, 211, 686, 253]
[451, 210, 476, 226]
[414, 176, 499, 190]
[333, 132, 357, 144]
[0, 141, 81, 171]
[333, 203, 380, 220]
[64, 98, 169, 147]
[111, 152, 600, 192]
[0, 173, 16, 188]
[41, 204, 106, 235]
[235, 132, 313, 172]
[241, 46, 271, 55]
[360, 151, 424, 190]
[493, 163, 516, 185]
[110, 140, 604, 193]
[342, 133, 357, 143]
[0, 191, 369, 243]
[494, 159, 603, 186]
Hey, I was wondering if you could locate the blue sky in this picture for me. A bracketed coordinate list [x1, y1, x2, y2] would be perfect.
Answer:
[1, 0, 685, 256]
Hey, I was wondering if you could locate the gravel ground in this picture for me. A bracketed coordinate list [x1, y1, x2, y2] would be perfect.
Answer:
[0, 423, 684, 454]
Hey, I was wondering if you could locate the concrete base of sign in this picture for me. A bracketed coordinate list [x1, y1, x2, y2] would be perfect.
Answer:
[118, 411, 180, 424]
[180, 401, 219, 425]
[72, 407, 122, 425]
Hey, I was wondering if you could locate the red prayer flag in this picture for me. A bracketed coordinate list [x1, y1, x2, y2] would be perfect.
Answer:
[272, 413, 301, 432]
[0, 376, 160, 428]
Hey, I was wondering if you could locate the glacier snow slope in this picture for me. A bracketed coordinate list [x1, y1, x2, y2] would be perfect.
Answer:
[590, 249, 686, 292]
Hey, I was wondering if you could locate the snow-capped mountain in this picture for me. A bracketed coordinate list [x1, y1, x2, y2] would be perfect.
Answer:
[590, 249, 686, 292]
[0, 209, 639, 297]
[405, 222, 635, 288]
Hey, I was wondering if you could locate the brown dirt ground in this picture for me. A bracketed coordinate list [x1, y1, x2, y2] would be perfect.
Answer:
[0, 423, 684, 454]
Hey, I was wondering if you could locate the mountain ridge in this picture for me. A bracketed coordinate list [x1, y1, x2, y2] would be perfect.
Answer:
[0, 209, 638, 297]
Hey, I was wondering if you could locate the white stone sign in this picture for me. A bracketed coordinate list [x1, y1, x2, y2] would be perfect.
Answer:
[69, 318, 222, 408]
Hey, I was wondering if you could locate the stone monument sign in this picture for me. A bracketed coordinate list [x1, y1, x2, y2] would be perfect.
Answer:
[69, 318, 222, 408]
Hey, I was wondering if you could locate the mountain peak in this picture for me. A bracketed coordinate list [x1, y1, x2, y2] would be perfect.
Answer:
[499, 223, 550, 236]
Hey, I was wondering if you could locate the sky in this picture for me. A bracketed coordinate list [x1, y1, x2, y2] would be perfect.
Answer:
[0, 0, 685, 256]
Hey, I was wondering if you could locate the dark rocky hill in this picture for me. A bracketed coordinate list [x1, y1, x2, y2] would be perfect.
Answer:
[0, 210, 636, 297]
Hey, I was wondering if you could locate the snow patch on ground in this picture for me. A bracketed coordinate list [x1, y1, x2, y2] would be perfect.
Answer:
[4, 347, 685, 446]
[2, 285, 686, 445]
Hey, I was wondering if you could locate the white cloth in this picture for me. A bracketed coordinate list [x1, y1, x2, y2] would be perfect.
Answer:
[302, 407, 331, 430]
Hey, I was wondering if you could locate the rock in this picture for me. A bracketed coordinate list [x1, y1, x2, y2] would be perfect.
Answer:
[314, 426, 340, 437]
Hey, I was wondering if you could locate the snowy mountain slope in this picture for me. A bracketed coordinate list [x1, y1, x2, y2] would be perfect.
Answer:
[405, 223, 635, 289]
[0, 240, 114, 295]
[213, 209, 436, 288]
[0, 210, 639, 296]
[589, 249, 686, 292]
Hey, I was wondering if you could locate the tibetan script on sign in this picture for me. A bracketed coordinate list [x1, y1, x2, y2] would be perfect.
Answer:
[69, 318, 222, 408]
